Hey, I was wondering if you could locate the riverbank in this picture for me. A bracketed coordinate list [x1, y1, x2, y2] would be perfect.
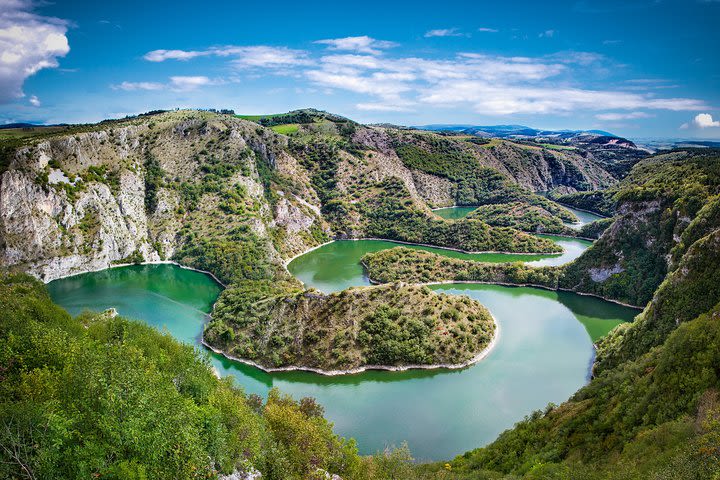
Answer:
[364, 269, 642, 310]
[43, 260, 227, 288]
[284, 237, 565, 270]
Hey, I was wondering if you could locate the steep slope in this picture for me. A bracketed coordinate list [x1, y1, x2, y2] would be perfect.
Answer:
[594, 224, 720, 375]
[560, 150, 720, 306]
[0, 111, 326, 282]
[1, 110, 589, 283]
[355, 127, 616, 197]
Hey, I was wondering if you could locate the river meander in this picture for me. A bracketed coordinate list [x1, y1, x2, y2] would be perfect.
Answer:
[48, 210, 634, 461]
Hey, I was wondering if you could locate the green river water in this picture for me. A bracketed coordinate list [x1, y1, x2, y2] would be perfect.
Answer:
[433, 204, 605, 232]
[47, 209, 634, 461]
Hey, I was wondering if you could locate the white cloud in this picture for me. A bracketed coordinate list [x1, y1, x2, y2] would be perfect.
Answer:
[0, 0, 70, 103]
[112, 81, 164, 91]
[303, 50, 708, 115]
[315, 36, 397, 55]
[227, 46, 310, 68]
[112, 76, 218, 92]
[539, 29, 555, 38]
[169, 75, 213, 90]
[143, 45, 310, 69]
[136, 40, 709, 119]
[692, 113, 720, 128]
[28, 94, 40, 106]
[418, 82, 706, 115]
[595, 111, 652, 121]
[424, 28, 465, 38]
[477, 27, 499, 33]
[144, 49, 207, 62]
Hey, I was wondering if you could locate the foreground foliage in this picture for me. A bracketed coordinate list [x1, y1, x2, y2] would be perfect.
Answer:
[0, 273, 414, 480]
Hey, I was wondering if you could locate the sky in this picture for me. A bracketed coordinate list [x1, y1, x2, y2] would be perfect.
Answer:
[1, 0, 719, 139]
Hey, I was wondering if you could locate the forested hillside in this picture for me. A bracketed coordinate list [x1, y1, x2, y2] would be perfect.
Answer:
[562, 150, 720, 306]
[205, 281, 495, 371]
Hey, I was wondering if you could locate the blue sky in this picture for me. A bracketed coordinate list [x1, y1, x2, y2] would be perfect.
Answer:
[1, 0, 719, 139]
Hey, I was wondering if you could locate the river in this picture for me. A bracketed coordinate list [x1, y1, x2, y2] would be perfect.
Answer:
[47, 209, 634, 461]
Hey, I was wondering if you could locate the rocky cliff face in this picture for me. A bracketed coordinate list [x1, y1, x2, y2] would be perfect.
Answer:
[0, 111, 325, 281]
[0, 109, 626, 283]
[559, 150, 720, 307]
[357, 127, 617, 196]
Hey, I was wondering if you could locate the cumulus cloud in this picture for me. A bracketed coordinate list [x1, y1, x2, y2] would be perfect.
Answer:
[595, 111, 652, 121]
[314, 36, 397, 55]
[539, 29, 556, 38]
[0, 0, 70, 103]
[424, 28, 465, 38]
[28, 94, 40, 106]
[690, 113, 720, 128]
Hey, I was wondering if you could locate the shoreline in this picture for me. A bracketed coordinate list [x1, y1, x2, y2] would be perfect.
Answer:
[365, 273, 643, 310]
[556, 202, 608, 219]
[201, 310, 500, 377]
[283, 239, 336, 267]
[284, 237, 564, 268]
[43, 260, 227, 288]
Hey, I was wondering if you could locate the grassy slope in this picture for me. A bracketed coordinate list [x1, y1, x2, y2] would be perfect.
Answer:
[205, 282, 495, 371]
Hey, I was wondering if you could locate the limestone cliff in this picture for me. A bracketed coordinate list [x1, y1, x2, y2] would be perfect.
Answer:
[0, 111, 325, 281]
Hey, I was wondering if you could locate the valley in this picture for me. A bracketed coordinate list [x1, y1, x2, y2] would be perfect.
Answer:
[2, 109, 719, 479]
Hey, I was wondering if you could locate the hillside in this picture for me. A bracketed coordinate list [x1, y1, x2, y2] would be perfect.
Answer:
[0, 272, 420, 480]
[417, 207, 720, 479]
[0, 109, 602, 283]
[204, 281, 495, 372]
[561, 150, 720, 306]
[363, 150, 720, 309]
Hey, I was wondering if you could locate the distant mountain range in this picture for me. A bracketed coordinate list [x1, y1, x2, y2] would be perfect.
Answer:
[413, 123, 618, 139]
